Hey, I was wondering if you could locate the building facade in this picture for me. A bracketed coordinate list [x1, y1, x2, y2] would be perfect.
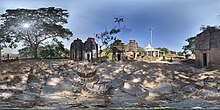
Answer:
[70, 38, 98, 61]
[145, 44, 164, 57]
[110, 39, 125, 61]
[195, 27, 220, 68]
[125, 39, 139, 60]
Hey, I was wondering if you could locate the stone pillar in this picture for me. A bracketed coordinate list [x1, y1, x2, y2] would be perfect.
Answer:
[157, 51, 159, 58]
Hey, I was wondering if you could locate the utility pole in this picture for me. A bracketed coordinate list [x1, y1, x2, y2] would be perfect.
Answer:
[0, 37, 2, 64]
[0, 43, 1, 63]
[148, 27, 154, 62]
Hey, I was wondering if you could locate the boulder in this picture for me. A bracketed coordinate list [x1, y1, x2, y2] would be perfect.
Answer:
[156, 82, 173, 95]
[182, 84, 198, 93]
[195, 81, 204, 87]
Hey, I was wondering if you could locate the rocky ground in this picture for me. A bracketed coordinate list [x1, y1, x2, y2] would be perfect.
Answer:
[0, 59, 220, 109]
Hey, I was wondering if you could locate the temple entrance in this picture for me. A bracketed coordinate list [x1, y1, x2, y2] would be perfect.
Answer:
[117, 54, 121, 61]
[203, 53, 207, 67]
[87, 54, 90, 61]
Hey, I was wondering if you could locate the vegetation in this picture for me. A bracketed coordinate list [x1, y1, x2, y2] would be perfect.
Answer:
[95, 17, 124, 58]
[19, 42, 70, 58]
[156, 47, 170, 54]
[182, 36, 196, 54]
[38, 42, 70, 58]
[138, 46, 145, 53]
[0, 7, 72, 58]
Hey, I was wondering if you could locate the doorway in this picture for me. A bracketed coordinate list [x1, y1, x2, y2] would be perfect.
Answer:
[203, 53, 207, 67]
[87, 54, 90, 61]
[117, 54, 121, 61]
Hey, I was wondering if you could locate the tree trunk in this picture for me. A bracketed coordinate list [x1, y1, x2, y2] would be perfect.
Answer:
[99, 46, 102, 58]
[33, 46, 38, 59]
[0, 49, 2, 63]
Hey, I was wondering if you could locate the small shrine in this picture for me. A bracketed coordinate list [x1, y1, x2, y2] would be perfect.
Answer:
[110, 39, 125, 61]
[125, 39, 139, 60]
[145, 44, 164, 57]
[70, 38, 98, 61]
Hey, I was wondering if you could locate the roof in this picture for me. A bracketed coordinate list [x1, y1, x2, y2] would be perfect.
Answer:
[145, 44, 160, 51]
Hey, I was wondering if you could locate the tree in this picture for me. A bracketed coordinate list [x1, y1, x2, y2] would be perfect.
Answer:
[18, 47, 32, 58]
[156, 47, 170, 54]
[182, 36, 196, 54]
[170, 50, 177, 55]
[177, 51, 184, 56]
[38, 41, 69, 58]
[0, 24, 18, 62]
[200, 25, 219, 31]
[0, 7, 73, 58]
[138, 46, 145, 53]
[95, 17, 124, 57]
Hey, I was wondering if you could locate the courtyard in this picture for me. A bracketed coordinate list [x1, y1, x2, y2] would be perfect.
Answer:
[0, 59, 220, 109]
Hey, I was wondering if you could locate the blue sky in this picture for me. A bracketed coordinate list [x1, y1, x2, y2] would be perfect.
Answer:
[1, 0, 220, 54]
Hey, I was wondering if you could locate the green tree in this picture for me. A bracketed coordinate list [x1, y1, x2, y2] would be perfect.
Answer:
[102, 47, 112, 56]
[200, 25, 219, 31]
[182, 36, 196, 54]
[0, 24, 18, 62]
[138, 46, 145, 53]
[95, 17, 124, 57]
[177, 51, 184, 56]
[170, 50, 177, 55]
[38, 41, 69, 58]
[18, 47, 32, 58]
[156, 47, 170, 54]
[0, 7, 73, 58]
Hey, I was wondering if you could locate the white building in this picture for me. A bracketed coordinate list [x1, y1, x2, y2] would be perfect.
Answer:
[145, 44, 164, 57]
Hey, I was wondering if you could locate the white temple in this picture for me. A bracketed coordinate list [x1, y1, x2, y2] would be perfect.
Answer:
[145, 43, 164, 57]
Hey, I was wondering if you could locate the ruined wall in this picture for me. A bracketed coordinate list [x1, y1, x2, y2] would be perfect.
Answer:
[195, 28, 220, 67]
[70, 38, 98, 61]
[70, 38, 83, 61]
[125, 39, 138, 60]
[210, 30, 220, 67]
[111, 40, 125, 61]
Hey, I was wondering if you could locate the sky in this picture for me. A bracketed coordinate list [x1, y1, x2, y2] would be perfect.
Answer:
[1, 0, 220, 54]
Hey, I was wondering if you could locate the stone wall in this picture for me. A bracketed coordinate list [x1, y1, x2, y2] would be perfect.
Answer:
[125, 39, 139, 60]
[111, 40, 125, 61]
[195, 27, 220, 67]
[70, 38, 83, 61]
[70, 38, 98, 61]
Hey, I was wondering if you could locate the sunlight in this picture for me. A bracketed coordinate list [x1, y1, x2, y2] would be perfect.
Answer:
[132, 77, 141, 83]
[22, 23, 30, 28]
[123, 82, 131, 89]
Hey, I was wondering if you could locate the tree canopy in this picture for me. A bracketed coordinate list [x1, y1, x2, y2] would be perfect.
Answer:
[19, 41, 70, 58]
[0, 7, 73, 58]
[94, 17, 124, 57]
[156, 47, 170, 54]
[138, 46, 145, 53]
[182, 36, 196, 54]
